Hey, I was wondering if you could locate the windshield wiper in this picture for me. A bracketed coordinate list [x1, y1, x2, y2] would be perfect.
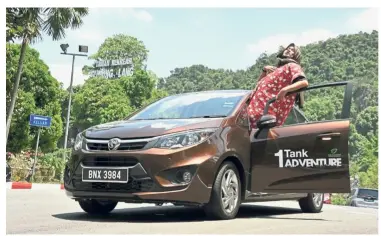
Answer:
[189, 115, 227, 118]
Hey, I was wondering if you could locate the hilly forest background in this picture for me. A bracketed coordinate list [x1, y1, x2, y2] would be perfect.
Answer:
[6, 28, 378, 201]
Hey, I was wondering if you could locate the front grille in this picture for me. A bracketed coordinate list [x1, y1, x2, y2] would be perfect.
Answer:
[72, 178, 154, 193]
[81, 156, 138, 167]
[86, 141, 148, 151]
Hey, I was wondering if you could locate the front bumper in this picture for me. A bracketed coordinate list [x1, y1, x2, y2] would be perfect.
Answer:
[65, 174, 211, 205]
[64, 140, 221, 205]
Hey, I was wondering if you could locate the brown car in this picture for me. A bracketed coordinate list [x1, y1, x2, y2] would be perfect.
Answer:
[64, 81, 353, 220]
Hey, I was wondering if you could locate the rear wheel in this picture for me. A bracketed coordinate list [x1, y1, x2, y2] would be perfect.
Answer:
[299, 193, 323, 213]
[78, 199, 118, 215]
[204, 161, 241, 220]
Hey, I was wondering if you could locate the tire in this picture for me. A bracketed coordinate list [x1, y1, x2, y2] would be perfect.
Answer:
[78, 199, 118, 215]
[298, 193, 323, 213]
[203, 161, 241, 220]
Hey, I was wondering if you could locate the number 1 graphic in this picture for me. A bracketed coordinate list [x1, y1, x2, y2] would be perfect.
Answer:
[275, 150, 283, 168]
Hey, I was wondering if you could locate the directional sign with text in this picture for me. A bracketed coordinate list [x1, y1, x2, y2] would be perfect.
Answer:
[29, 114, 52, 128]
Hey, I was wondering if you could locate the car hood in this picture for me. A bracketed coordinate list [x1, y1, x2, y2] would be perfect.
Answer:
[83, 118, 224, 139]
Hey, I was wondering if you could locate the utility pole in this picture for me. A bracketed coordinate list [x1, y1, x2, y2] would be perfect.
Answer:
[59, 44, 88, 182]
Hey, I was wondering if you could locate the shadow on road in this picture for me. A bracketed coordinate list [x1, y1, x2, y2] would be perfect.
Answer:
[52, 204, 328, 223]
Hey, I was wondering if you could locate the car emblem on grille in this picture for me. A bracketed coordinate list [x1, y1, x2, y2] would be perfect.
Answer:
[108, 138, 121, 151]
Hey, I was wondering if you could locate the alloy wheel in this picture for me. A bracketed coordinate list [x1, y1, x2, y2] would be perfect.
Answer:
[312, 193, 323, 207]
[221, 169, 239, 213]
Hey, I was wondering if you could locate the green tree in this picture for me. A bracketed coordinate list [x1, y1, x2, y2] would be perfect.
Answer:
[6, 43, 64, 153]
[72, 77, 134, 131]
[359, 161, 378, 189]
[6, 7, 89, 146]
[121, 69, 156, 108]
[6, 8, 24, 42]
[355, 106, 378, 137]
[84, 34, 149, 78]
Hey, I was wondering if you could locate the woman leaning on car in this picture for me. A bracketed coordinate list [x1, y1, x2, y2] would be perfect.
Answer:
[248, 43, 308, 129]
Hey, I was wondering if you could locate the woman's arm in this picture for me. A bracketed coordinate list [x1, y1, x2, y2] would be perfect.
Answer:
[285, 79, 309, 92]
[277, 79, 308, 100]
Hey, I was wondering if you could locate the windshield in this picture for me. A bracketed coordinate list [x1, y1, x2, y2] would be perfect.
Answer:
[129, 91, 247, 120]
[358, 189, 378, 200]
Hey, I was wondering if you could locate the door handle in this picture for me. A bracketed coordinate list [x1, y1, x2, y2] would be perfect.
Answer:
[317, 132, 341, 140]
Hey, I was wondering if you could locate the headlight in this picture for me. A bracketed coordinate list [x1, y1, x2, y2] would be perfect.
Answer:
[74, 132, 83, 151]
[153, 128, 217, 149]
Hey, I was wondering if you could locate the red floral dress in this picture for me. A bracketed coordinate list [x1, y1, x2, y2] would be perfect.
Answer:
[248, 63, 305, 129]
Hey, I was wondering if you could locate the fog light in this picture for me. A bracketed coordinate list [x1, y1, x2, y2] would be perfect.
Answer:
[159, 165, 198, 186]
[182, 171, 192, 183]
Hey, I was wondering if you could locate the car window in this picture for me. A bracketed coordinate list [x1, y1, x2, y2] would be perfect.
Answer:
[284, 107, 297, 125]
[283, 105, 309, 126]
[357, 189, 378, 200]
[294, 107, 308, 123]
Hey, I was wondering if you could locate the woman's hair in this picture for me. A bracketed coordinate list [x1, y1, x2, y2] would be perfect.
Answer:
[276, 43, 302, 64]
[276, 43, 305, 109]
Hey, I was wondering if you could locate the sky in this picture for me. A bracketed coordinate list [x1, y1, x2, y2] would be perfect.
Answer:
[22, 8, 378, 89]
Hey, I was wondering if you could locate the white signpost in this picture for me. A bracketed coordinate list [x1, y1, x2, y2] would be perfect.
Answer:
[29, 114, 52, 180]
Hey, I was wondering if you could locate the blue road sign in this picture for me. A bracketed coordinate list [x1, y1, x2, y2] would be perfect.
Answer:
[29, 114, 52, 128]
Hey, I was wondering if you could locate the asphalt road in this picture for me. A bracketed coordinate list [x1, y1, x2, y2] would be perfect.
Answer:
[6, 189, 378, 234]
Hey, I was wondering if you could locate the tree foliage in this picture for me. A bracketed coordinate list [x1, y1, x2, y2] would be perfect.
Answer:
[6, 43, 64, 153]
[5, 7, 89, 146]
[72, 77, 134, 131]
[6, 8, 24, 42]
[70, 34, 166, 134]
[83, 34, 149, 78]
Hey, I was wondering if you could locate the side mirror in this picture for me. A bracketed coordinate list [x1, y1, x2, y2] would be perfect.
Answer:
[256, 114, 277, 129]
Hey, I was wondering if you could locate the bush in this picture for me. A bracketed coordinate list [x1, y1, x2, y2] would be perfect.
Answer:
[7, 148, 71, 183]
[38, 149, 70, 182]
[331, 194, 349, 206]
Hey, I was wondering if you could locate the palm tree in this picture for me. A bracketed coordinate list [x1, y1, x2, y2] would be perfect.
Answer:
[6, 8, 89, 146]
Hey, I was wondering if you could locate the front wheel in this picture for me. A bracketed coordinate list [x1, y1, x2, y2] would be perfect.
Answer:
[298, 193, 324, 213]
[78, 199, 118, 215]
[203, 161, 241, 220]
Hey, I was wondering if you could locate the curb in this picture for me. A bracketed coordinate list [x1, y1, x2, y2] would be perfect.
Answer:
[6, 182, 64, 190]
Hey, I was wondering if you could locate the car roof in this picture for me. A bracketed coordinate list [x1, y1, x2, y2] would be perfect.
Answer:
[356, 188, 378, 191]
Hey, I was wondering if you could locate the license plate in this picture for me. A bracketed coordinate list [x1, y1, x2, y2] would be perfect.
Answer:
[82, 167, 128, 183]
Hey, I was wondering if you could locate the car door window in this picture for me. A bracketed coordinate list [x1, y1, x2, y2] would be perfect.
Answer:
[283, 106, 308, 126]
[294, 107, 308, 123]
[284, 107, 298, 125]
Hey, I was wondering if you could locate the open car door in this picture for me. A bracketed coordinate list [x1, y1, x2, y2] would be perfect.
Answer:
[249, 81, 352, 193]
